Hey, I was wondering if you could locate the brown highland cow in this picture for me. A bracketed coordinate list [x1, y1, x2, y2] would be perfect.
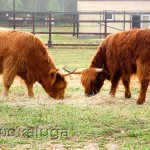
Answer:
[71, 28, 150, 104]
[0, 30, 70, 99]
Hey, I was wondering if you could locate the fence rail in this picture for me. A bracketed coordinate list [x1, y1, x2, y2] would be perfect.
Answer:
[0, 11, 150, 47]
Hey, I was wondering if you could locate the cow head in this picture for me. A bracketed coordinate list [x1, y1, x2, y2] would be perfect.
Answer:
[41, 69, 71, 100]
[63, 67, 108, 97]
[81, 68, 108, 96]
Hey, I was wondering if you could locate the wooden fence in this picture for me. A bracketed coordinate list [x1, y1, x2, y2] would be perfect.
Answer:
[0, 11, 150, 47]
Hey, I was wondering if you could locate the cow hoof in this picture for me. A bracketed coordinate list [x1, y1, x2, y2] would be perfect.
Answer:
[137, 99, 145, 105]
[125, 93, 131, 98]
[110, 94, 115, 98]
[2, 92, 9, 98]
[109, 92, 115, 97]
[28, 94, 34, 98]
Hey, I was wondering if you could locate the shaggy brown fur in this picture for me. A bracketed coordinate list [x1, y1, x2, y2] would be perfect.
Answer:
[81, 68, 107, 96]
[81, 28, 150, 104]
[0, 30, 67, 99]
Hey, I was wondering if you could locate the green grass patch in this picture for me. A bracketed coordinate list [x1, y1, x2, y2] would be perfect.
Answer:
[19, 27, 101, 46]
[48, 48, 96, 69]
[0, 104, 150, 149]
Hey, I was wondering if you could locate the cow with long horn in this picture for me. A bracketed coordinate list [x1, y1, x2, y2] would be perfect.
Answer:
[0, 30, 75, 99]
[64, 66, 108, 97]
[67, 28, 150, 104]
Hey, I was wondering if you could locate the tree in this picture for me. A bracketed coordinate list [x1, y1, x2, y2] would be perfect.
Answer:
[48, 0, 61, 12]
[0, 0, 77, 12]
[64, 0, 77, 12]
[0, 0, 13, 11]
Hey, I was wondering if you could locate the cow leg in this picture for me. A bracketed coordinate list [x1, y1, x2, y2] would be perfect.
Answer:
[3, 84, 11, 96]
[25, 82, 34, 97]
[109, 74, 121, 97]
[122, 75, 131, 98]
[3, 68, 16, 96]
[137, 79, 149, 105]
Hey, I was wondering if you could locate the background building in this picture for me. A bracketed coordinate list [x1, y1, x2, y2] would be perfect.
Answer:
[77, 0, 150, 35]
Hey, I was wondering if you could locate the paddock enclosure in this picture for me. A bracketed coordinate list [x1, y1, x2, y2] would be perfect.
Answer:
[1, 11, 150, 46]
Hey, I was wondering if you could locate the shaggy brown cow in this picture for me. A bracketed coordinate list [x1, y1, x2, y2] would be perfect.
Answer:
[72, 28, 150, 104]
[0, 30, 69, 99]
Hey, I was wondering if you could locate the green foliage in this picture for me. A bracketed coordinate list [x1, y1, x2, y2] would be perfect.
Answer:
[48, 0, 61, 12]
[0, 0, 77, 12]
[0, 0, 13, 11]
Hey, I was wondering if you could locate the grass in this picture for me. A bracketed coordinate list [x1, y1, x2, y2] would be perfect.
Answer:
[38, 34, 100, 48]
[17, 26, 101, 45]
[0, 103, 150, 149]
[0, 32, 150, 149]
[49, 48, 96, 69]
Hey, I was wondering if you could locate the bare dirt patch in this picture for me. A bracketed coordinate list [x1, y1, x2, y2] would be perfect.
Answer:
[1, 141, 100, 150]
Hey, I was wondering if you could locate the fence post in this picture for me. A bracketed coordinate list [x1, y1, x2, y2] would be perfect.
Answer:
[99, 11, 102, 39]
[123, 11, 125, 30]
[13, 11, 16, 29]
[104, 11, 107, 38]
[32, 13, 35, 34]
[76, 13, 79, 38]
[48, 11, 52, 47]
[73, 14, 76, 36]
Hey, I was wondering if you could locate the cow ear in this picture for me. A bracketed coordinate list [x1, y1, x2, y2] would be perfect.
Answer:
[49, 70, 57, 86]
[98, 70, 109, 79]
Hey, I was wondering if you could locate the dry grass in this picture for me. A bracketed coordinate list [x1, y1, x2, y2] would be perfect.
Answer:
[1, 75, 149, 108]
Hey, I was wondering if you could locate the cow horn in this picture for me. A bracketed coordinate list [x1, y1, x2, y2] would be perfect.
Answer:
[57, 69, 76, 76]
[63, 67, 86, 74]
[102, 64, 105, 70]
[63, 66, 105, 74]
[61, 69, 77, 76]
[63, 66, 77, 74]
[95, 65, 105, 72]
[95, 68, 103, 72]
